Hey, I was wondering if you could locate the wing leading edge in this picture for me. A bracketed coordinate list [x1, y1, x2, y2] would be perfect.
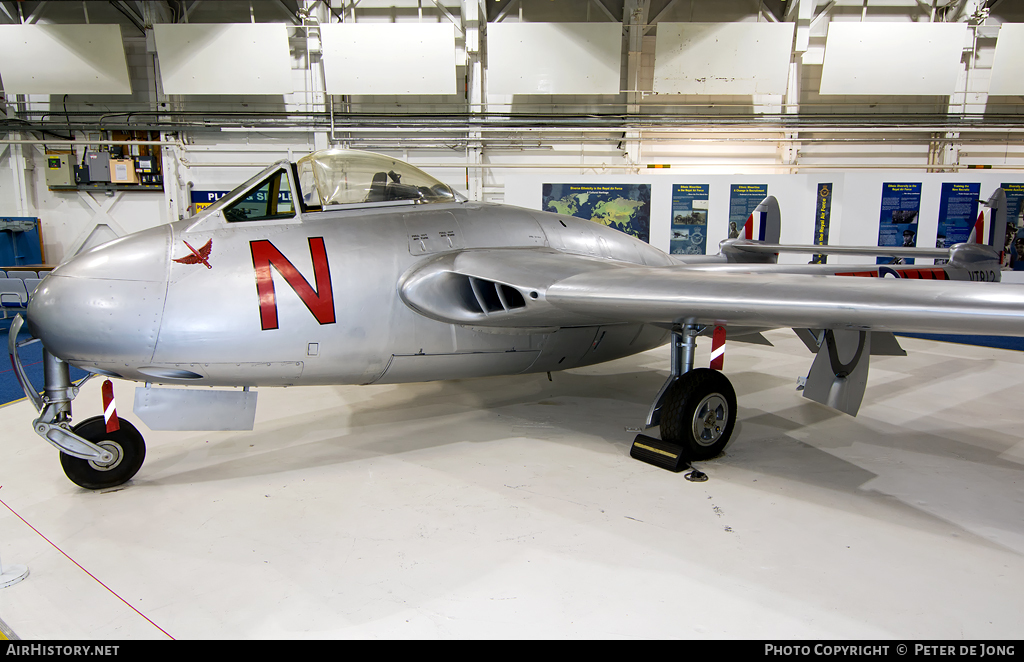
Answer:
[400, 248, 1024, 337]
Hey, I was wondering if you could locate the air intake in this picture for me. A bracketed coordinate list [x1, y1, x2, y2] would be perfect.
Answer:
[467, 276, 526, 315]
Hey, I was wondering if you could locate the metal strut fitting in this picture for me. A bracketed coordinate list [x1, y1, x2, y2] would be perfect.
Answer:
[647, 324, 702, 428]
[7, 315, 111, 463]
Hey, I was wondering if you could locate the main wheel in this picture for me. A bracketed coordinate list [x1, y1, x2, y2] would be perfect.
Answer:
[59, 416, 146, 490]
[659, 368, 737, 461]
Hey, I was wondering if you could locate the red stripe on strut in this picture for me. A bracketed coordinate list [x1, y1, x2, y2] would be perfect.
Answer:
[710, 326, 726, 371]
[102, 379, 119, 433]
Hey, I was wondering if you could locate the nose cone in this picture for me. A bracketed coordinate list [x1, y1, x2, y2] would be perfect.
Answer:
[28, 225, 171, 367]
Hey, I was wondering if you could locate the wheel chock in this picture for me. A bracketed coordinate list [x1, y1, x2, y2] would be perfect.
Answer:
[629, 434, 690, 472]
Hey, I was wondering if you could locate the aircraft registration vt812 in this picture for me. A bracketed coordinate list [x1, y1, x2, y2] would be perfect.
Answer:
[9, 149, 1024, 488]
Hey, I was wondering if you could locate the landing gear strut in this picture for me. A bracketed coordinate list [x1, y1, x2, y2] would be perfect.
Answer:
[634, 324, 738, 470]
[8, 315, 147, 489]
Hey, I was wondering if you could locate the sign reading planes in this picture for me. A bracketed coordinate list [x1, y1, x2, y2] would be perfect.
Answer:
[9, 149, 1024, 488]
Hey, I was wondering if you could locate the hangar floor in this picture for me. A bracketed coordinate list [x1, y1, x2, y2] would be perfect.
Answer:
[1, 329, 1022, 639]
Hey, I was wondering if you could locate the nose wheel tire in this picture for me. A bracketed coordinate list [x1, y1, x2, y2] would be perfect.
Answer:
[659, 368, 737, 461]
[59, 417, 146, 490]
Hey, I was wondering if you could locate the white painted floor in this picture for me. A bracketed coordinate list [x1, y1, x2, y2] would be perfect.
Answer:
[1, 329, 1023, 639]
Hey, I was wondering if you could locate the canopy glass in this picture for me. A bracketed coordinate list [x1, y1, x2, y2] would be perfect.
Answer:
[295, 149, 460, 208]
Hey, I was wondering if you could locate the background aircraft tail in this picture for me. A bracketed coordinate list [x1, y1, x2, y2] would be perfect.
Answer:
[719, 188, 1008, 275]
[979, 188, 1008, 259]
[743, 195, 781, 243]
[719, 195, 782, 263]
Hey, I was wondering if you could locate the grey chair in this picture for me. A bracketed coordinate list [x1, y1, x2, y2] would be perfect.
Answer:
[0, 278, 28, 319]
[6, 270, 37, 280]
[23, 278, 42, 298]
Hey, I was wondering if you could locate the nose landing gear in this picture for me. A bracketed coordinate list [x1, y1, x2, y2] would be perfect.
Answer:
[58, 417, 146, 490]
[8, 315, 147, 490]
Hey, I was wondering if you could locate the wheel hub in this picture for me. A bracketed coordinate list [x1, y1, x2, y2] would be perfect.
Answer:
[692, 393, 728, 446]
[87, 440, 124, 471]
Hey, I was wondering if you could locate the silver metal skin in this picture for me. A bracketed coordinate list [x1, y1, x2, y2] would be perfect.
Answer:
[12, 149, 1024, 478]
[27, 161, 676, 388]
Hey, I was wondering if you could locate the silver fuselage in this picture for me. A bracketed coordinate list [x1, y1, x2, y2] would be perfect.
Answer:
[28, 199, 673, 387]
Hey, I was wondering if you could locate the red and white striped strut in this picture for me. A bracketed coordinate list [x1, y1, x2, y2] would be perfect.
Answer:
[102, 379, 120, 433]
[710, 326, 726, 371]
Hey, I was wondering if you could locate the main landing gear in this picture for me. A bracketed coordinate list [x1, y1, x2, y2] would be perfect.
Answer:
[8, 315, 146, 490]
[631, 324, 737, 473]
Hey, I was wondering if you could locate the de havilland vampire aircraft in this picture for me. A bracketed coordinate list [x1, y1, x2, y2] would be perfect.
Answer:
[9, 148, 1024, 488]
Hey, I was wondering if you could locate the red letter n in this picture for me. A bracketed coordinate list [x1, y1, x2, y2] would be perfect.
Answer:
[250, 237, 336, 330]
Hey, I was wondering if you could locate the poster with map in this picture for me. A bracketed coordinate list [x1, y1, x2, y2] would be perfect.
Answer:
[542, 183, 651, 243]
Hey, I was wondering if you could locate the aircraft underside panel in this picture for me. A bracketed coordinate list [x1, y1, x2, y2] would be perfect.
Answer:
[373, 350, 542, 384]
[134, 386, 259, 431]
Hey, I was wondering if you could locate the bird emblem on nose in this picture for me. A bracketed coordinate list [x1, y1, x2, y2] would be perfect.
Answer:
[173, 239, 213, 269]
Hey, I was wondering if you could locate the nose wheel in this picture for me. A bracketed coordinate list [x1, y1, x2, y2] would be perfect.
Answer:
[659, 368, 737, 460]
[58, 417, 146, 490]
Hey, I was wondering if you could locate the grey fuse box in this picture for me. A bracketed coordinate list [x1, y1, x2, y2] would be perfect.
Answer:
[85, 150, 110, 182]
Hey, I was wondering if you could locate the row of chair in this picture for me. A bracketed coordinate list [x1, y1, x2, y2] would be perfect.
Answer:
[1, 269, 51, 280]
[0, 277, 43, 319]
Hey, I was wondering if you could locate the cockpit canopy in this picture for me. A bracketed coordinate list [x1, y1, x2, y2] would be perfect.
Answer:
[295, 148, 460, 208]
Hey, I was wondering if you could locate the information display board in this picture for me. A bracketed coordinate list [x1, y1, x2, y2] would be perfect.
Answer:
[812, 183, 834, 265]
[877, 183, 922, 265]
[542, 184, 651, 243]
[669, 184, 710, 256]
[936, 183, 981, 249]
[727, 184, 768, 239]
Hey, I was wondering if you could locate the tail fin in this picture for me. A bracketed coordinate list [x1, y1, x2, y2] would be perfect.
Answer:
[984, 188, 1008, 264]
[966, 209, 985, 244]
[722, 196, 783, 264]
[965, 189, 1007, 251]
[749, 195, 781, 243]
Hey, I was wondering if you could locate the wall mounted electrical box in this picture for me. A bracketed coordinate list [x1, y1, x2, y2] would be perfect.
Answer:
[85, 150, 110, 182]
[44, 153, 74, 187]
[110, 158, 138, 184]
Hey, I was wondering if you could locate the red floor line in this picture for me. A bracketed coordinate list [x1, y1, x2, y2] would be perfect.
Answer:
[0, 357, 43, 377]
[0, 487, 175, 640]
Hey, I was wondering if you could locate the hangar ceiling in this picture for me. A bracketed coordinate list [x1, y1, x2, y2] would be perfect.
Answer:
[0, 0, 1023, 190]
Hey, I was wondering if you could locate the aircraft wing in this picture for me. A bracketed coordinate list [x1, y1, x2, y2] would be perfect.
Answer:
[400, 248, 1024, 336]
[545, 266, 1024, 335]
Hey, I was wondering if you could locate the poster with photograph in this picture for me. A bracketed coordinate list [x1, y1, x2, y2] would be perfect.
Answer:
[542, 183, 651, 243]
[727, 184, 768, 240]
[1004, 183, 1024, 228]
[1002, 183, 1024, 269]
[876, 182, 922, 265]
[670, 184, 710, 255]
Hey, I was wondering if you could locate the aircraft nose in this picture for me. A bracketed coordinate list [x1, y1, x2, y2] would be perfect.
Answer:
[27, 225, 171, 369]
